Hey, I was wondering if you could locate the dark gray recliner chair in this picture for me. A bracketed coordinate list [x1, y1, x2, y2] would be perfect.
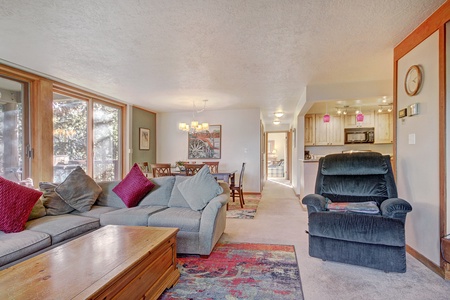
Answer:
[302, 152, 412, 272]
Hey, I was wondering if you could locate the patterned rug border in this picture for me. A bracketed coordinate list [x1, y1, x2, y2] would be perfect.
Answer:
[226, 195, 261, 219]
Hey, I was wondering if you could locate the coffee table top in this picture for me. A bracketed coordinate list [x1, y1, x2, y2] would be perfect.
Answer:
[0, 225, 179, 299]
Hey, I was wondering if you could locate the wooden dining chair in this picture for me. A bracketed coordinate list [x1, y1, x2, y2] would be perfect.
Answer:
[150, 163, 172, 177]
[203, 161, 219, 173]
[184, 163, 205, 176]
[230, 162, 246, 208]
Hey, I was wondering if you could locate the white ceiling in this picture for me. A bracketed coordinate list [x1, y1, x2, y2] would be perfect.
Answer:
[0, 0, 445, 126]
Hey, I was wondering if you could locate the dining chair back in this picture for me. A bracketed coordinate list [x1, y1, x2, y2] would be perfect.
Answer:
[150, 163, 172, 177]
[230, 162, 246, 208]
[137, 162, 149, 173]
[203, 161, 219, 173]
[185, 163, 205, 176]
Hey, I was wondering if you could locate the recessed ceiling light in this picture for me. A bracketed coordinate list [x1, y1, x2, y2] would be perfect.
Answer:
[274, 112, 284, 118]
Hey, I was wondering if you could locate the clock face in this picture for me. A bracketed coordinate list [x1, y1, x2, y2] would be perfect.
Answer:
[405, 65, 422, 96]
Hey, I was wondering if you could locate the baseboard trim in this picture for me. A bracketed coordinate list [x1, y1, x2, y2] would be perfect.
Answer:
[406, 244, 445, 278]
[243, 192, 261, 196]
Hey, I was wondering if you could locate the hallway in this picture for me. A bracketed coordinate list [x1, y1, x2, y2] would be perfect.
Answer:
[220, 179, 450, 300]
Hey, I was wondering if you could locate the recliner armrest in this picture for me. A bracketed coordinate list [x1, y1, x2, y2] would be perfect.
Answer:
[302, 194, 327, 214]
[380, 198, 412, 222]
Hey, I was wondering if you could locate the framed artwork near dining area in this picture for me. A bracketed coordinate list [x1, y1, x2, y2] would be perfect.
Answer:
[139, 127, 150, 150]
[188, 125, 221, 159]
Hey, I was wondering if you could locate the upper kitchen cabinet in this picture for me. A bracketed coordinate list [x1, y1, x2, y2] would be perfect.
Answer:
[304, 114, 315, 146]
[344, 111, 375, 128]
[314, 114, 344, 146]
[374, 112, 393, 144]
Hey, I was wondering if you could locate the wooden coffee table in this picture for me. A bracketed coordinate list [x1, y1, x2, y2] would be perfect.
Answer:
[0, 225, 180, 300]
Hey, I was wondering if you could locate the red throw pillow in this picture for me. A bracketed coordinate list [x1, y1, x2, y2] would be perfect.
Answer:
[112, 163, 155, 207]
[0, 177, 43, 233]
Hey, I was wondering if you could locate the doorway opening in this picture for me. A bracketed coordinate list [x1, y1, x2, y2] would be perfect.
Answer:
[266, 132, 288, 179]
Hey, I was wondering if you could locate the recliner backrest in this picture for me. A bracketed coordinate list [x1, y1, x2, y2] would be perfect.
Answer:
[314, 152, 397, 205]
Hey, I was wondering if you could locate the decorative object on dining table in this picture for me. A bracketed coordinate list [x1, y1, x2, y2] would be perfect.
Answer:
[139, 127, 150, 150]
[175, 161, 186, 171]
[188, 124, 221, 159]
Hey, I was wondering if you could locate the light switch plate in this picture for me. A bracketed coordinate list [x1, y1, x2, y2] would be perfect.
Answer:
[408, 133, 416, 144]
[409, 103, 419, 116]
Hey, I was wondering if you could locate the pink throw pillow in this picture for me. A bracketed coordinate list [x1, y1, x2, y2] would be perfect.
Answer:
[0, 177, 43, 233]
[112, 163, 155, 207]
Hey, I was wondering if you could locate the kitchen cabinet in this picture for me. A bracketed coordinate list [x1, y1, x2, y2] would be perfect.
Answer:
[344, 111, 374, 128]
[304, 114, 315, 146]
[314, 114, 343, 145]
[374, 112, 393, 143]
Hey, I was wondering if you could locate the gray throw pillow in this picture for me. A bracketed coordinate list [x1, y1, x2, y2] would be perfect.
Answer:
[96, 181, 127, 208]
[39, 182, 75, 215]
[55, 167, 102, 213]
[28, 198, 46, 220]
[140, 176, 175, 206]
[177, 165, 224, 211]
[168, 176, 191, 208]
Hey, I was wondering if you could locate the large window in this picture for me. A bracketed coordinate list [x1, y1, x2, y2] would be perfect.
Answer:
[0, 77, 29, 182]
[93, 102, 120, 181]
[53, 94, 88, 182]
[53, 92, 122, 182]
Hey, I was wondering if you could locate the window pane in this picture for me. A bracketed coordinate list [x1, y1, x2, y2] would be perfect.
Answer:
[53, 94, 88, 182]
[93, 102, 120, 181]
[0, 77, 26, 182]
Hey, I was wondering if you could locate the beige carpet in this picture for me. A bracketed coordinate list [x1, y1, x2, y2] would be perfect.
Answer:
[221, 178, 450, 300]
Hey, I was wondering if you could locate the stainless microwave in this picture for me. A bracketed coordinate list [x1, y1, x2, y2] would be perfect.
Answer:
[344, 128, 374, 144]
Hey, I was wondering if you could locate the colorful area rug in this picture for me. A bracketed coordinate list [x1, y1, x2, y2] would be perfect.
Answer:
[226, 194, 261, 219]
[159, 242, 303, 300]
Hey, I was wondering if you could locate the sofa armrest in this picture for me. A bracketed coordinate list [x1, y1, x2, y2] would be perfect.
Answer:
[302, 194, 327, 215]
[198, 183, 229, 255]
[380, 198, 412, 222]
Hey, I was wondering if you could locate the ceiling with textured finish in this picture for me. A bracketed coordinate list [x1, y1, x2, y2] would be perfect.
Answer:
[0, 0, 445, 125]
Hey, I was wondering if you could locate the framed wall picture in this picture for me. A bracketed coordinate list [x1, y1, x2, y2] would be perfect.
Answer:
[188, 125, 221, 159]
[139, 127, 150, 150]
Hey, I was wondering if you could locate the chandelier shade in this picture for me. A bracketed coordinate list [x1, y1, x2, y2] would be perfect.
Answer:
[178, 100, 209, 133]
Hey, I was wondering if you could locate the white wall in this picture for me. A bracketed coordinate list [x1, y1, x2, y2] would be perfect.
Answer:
[157, 108, 261, 193]
[397, 32, 440, 265]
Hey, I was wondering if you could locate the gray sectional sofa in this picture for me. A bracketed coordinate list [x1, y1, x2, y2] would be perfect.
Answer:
[0, 176, 229, 270]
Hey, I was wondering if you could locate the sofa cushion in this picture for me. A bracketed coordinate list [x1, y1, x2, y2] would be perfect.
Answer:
[148, 207, 201, 232]
[168, 176, 191, 208]
[0, 177, 43, 233]
[26, 215, 99, 244]
[100, 206, 168, 226]
[0, 230, 51, 267]
[113, 163, 155, 207]
[40, 182, 75, 215]
[96, 181, 127, 208]
[177, 165, 224, 211]
[55, 167, 102, 213]
[139, 176, 175, 206]
[71, 205, 119, 219]
[28, 198, 46, 221]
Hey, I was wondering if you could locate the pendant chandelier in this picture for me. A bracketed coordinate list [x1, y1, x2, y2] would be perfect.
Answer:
[178, 100, 209, 133]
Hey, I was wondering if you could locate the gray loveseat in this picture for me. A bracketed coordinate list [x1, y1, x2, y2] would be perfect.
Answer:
[0, 175, 229, 270]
